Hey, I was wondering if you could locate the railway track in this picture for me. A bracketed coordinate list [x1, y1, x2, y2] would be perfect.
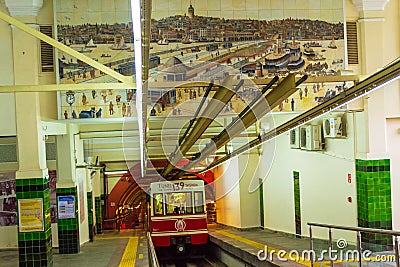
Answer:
[160, 256, 227, 267]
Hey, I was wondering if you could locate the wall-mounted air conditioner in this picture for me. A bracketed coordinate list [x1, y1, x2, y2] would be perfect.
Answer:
[323, 117, 343, 138]
[300, 125, 322, 151]
[290, 128, 300, 149]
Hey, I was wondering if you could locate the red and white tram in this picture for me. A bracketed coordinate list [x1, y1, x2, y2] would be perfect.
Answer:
[149, 180, 208, 254]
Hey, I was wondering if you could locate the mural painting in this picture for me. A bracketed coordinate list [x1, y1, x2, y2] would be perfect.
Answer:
[56, 0, 347, 120]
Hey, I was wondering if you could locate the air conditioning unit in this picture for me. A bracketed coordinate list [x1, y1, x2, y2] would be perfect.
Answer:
[290, 128, 300, 149]
[300, 125, 322, 151]
[323, 117, 343, 138]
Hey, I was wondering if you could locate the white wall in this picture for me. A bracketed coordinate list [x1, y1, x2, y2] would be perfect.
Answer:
[214, 158, 241, 228]
[386, 118, 400, 231]
[76, 168, 89, 245]
[261, 112, 358, 241]
[238, 152, 261, 228]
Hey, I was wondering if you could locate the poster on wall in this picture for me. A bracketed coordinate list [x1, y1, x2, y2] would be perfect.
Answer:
[0, 173, 17, 226]
[49, 170, 57, 223]
[18, 199, 44, 232]
[58, 196, 76, 219]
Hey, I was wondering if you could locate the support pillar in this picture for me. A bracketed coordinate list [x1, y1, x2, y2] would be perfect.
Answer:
[6, 1, 53, 265]
[55, 126, 80, 254]
[351, 0, 393, 252]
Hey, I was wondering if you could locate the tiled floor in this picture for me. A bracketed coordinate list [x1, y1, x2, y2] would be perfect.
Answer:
[0, 229, 148, 267]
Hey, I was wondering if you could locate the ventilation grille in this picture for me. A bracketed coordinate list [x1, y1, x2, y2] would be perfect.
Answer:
[0, 144, 17, 162]
[346, 21, 358, 65]
[46, 142, 57, 160]
[39, 25, 55, 73]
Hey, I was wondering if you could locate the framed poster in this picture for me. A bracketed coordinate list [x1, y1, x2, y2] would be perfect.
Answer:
[18, 198, 44, 232]
[58, 196, 76, 219]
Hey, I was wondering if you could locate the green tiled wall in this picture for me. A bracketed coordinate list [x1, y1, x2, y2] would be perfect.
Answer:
[293, 171, 301, 237]
[95, 196, 102, 234]
[16, 177, 53, 267]
[356, 159, 392, 252]
[87, 192, 93, 225]
[87, 192, 94, 241]
[56, 187, 80, 254]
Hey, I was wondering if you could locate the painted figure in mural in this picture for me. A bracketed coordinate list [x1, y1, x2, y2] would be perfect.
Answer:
[82, 93, 87, 105]
[116, 95, 121, 105]
[291, 98, 295, 111]
[96, 108, 102, 118]
[64, 110, 68, 119]
[127, 90, 133, 101]
[72, 110, 77, 119]
[109, 101, 114, 115]
[304, 86, 308, 97]
[102, 92, 107, 103]
[126, 105, 132, 117]
[90, 69, 95, 79]
[122, 103, 127, 117]
[92, 90, 96, 99]
[299, 88, 303, 100]
[150, 107, 156, 116]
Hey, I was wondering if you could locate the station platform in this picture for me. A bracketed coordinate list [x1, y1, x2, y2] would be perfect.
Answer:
[207, 224, 397, 267]
[0, 229, 149, 267]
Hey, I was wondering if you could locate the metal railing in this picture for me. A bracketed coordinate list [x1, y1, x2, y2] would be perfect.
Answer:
[308, 222, 400, 267]
[147, 232, 160, 267]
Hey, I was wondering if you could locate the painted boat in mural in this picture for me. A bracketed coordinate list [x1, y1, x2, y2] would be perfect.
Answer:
[303, 41, 322, 48]
[111, 36, 129, 50]
[76, 47, 92, 53]
[287, 55, 305, 70]
[158, 38, 169, 45]
[332, 59, 343, 65]
[85, 38, 97, 48]
[264, 53, 290, 70]
[308, 53, 326, 61]
[328, 38, 337, 49]
[303, 47, 316, 57]
[181, 36, 192, 44]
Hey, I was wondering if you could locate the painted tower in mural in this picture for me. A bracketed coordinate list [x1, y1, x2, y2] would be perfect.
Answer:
[188, 1, 195, 19]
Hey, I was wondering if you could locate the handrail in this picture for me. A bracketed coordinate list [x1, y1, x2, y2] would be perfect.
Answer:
[147, 232, 160, 267]
[308, 222, 400, 267]
[308, 222, 400, 236]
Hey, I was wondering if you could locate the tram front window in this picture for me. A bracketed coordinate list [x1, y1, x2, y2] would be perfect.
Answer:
[194, 191, 204, 213]
[165, 192, 192, 214]
[153, 194, 163, 215]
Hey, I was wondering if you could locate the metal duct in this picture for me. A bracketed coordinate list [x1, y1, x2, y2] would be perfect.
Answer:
[161, 76, 244, 177]
[177, 74, 306, 174]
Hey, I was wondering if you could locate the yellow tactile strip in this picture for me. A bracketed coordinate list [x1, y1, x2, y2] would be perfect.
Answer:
[118, 237, 139, 267]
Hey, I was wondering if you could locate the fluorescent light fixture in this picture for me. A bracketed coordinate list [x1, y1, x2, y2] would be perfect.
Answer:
[130, 0, 145, 178]
[104, 170, 128, 175]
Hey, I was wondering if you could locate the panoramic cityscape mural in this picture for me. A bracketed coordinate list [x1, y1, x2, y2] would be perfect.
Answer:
[56, 0, 346, 119]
